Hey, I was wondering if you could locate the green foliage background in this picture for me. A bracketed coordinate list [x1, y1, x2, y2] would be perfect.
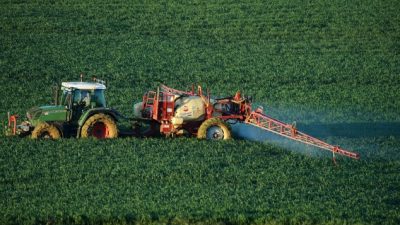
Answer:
[0, 0, 399, 224]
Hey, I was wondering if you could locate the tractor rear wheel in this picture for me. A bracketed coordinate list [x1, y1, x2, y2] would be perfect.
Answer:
[81, 113, 118, 139]
[31, 122, 61, 139]
[197, 118, 231, 140]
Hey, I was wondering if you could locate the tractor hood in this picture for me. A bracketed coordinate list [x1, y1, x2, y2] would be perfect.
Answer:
[26, 105, 66, 121]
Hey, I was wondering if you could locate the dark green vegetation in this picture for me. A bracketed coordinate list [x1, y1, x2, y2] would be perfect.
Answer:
[1, 0, 399, 224]
[1, 138, 399, 225]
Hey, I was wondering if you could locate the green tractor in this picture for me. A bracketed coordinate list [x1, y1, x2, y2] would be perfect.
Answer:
[5, 79, 120, 139]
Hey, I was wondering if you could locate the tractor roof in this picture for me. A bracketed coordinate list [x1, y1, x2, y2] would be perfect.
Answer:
[61, 82, 106, 90]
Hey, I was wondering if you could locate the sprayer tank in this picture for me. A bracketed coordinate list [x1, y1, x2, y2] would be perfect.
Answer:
[174, 96, 205, 122]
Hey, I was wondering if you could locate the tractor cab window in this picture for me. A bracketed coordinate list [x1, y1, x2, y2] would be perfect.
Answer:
[60, 88, 105, 108]
[73, 89, 90, 107]
[94, 89, 106, 107]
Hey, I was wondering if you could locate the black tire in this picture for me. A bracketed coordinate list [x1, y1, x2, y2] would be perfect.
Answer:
[197, 118, 231, 140]
[81, 113, 118, 139]
[31, 122, 61, 139]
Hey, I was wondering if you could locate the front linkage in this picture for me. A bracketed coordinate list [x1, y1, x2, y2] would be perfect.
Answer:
[4, 112, 32, 137]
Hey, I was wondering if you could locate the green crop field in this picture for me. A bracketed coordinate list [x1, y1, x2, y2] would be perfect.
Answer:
[1, 0, 399, 224]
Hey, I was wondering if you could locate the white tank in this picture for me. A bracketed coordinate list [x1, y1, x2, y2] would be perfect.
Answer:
[174, 96, 205, 122]
[133, 102, 146, 118]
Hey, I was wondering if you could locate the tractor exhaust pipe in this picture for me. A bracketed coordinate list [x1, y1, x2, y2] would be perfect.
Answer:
[7, 112, 10, 127]
[52, 85, 59, 105]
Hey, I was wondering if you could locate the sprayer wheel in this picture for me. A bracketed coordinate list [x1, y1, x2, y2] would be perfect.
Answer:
[197, 118, 231, 140]
[81, 113, 118, 139]
[31, 122, 61, 139]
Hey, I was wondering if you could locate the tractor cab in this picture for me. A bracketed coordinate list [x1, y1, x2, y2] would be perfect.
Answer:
[57, 82, 107, 122]
[59, 82, 107, 109]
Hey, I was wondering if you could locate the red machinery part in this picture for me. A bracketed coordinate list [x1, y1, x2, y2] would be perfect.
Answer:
[7, 113, 19, 136]
[92, 122, 108, 139]
[245, 111, 360, 160]
[160, 84, 195, 96]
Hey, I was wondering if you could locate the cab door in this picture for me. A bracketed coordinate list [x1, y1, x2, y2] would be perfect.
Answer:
[60, 90, 74, 121]
[70, 89, 91, 122]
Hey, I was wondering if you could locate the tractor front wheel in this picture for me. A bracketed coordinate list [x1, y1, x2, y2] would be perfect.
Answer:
[81, 113, 118, 139]
[197, 118, 231, 140]
[31, 122, 61, 139]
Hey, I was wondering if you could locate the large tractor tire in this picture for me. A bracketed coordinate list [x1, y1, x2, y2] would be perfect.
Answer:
[197, 118, 231, 140]
[81, 113, 118, 139]
[31, 122, 61, 139]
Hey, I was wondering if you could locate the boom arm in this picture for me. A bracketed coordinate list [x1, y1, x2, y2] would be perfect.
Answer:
[244, 111, 360, 159]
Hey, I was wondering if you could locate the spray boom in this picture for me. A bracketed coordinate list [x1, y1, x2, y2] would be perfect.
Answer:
[244, 110, 360, 160]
